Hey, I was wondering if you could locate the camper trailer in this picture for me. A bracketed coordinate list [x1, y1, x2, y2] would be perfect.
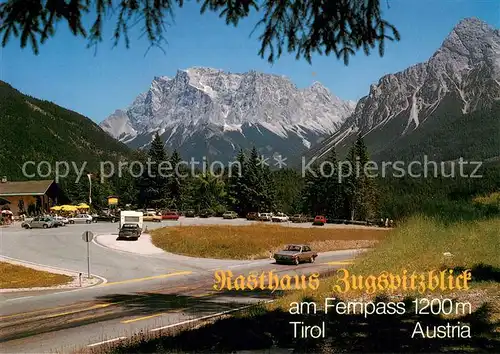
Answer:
[118, 211, 143, 240]
[119, 211, 143, 229]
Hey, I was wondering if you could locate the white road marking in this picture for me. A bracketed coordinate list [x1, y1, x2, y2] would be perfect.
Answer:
[3, 284, 99, 301]
[207, 260, 274, 271]
[87, 337, 127, 347]
[4, 295, 34, 301]
[228, 263, 261, 269]
[149, 300, 274, 333]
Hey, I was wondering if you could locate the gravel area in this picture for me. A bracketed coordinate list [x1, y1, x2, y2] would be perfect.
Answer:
[93, 233, 165, 255]
[0, 257, 102, 292]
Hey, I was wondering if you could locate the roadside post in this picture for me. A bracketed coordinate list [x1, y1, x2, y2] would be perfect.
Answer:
[82, 231, 94, 279]
[79, 272, 82, 287]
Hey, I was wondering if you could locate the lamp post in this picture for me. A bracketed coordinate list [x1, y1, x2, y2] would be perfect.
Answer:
[87, 174, 92, 206]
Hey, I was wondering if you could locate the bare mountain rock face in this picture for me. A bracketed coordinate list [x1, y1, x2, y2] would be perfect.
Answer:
[100, 68, 356, 162]
[309, 17, 500, 163]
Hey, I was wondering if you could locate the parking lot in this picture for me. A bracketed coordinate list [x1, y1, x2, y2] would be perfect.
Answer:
[1, 216, 385, 282]
[0, 217, 283, 281]
[3, 215, 387, 235]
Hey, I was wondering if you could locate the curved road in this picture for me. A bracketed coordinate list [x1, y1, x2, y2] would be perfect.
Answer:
[0, 218, 369, 353]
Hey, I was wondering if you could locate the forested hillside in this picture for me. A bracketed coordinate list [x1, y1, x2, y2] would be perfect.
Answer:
[374, 101, 500, 162]
[0, 81, 132, 180]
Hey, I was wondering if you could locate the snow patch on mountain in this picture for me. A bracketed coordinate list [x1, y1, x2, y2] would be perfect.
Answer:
[223, 123, 243, 133]
[100, 109, 137, 142]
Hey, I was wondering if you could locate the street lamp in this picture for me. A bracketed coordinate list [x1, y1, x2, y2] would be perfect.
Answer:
[87, 174, 92, 205]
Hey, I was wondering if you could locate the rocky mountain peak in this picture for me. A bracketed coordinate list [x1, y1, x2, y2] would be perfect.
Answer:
[438, 17, 497, 65]
[451, 17, 492, 35]
[100, 67, 356, 160]
[308, 17, 499, 163]
[308, 81, 328, 91]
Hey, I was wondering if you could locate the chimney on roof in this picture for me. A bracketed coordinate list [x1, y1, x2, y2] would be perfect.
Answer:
[1, 176, 6, 183]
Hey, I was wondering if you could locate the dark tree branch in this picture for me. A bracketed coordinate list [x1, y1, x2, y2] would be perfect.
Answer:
[0, 0, 399, 64]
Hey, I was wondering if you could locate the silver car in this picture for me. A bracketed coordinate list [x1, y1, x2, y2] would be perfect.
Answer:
[259, 212, 273, 221]
[21, 216, 56, 229]
[68, 214, 93, 224]
[222, 211, 238, 219]
[53, 216, 69, 226]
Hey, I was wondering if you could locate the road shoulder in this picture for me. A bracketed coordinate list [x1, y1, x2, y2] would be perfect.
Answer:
[0, 256, 105, 292]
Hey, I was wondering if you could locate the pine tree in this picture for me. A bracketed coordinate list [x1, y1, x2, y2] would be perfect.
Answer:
[301, 158, 325, 216]
[273, 168, 304, 214]
[137, 132, 168, 208]
[227, 150, 247, 215]
[323, 148, 343, 218]
[245, 147, 263, 212]
[343, 135, 377, 220]
[260, 162, 277, 212]
[167, 149, 183, 209]
[112, 172, 137, 207]
[193, 173, 227, 213]
[355, 136, 377, 220]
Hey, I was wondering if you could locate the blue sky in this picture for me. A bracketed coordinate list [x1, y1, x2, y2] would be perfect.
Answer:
[1, 0, 499, 123]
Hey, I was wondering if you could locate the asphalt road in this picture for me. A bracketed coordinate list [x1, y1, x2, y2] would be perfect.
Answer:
[0, 217, 367, 353]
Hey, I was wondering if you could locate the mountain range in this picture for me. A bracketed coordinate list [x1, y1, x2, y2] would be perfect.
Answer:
[100, 17, 499, 164]
[99, 68, 356, 161]
[1, 17, 498, 184]
[308, 17, 500, 162]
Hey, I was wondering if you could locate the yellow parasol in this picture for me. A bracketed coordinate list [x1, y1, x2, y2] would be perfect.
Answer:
[61, 205, 78, 211]
[50, 206, 62, 211]
[77, 203, 90, 209]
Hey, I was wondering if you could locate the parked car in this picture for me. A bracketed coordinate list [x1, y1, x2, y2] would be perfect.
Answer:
[92, 214, 118, 223]
[290, 214, 307, 223]
[53, 216, 69, 226]
[143, 212, 162, 222]
[312, 215, 327, 225]
[246, 211, 260, 220]
[222, 211, 238, 219]
[259, 212, 273, 221]
[185, 210, 196, 217]
[199, 209, 212, 218]
[118, 223, 142, 240]
[274, 244, 318, 265]
[162, 211, 180, 220]
[68, 214, 93, 224]
[272, 212, 289, 222]
[22, 216, 56, 229]
[329, 218, 346, 224]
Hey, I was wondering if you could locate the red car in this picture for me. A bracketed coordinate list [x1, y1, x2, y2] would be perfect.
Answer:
[312, 215, 327, 225]
[162, 211, 179, 220]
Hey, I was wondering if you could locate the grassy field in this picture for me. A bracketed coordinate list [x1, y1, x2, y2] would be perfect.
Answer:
[150, 224, 388, 259]
[95, 215, 500, 353]
[0, 262, 73, 289]
[272, 215, 500, 308]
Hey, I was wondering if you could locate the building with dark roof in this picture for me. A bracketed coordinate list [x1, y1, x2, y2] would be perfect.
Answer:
[0, 178, 67, 215]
